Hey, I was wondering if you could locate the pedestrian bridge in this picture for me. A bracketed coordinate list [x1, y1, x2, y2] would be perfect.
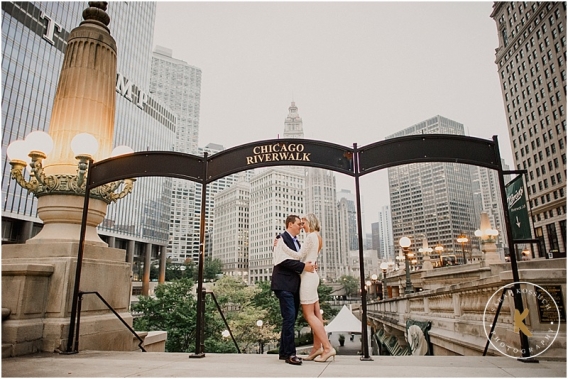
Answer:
[361, 258, 566, 359]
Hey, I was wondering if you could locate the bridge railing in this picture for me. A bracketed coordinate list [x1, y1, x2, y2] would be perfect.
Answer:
[364, 259, 566, 358]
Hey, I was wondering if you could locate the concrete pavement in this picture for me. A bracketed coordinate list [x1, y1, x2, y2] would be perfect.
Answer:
[1, 351, 566, 377]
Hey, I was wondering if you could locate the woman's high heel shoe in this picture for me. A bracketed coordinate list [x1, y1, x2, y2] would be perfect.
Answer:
[303, 347, 323, 361]
[314, 347, 336, 362]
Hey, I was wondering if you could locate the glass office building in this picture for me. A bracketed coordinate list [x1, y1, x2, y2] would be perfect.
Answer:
[2, 2, 175, 268]
[386, 116, 477, 265]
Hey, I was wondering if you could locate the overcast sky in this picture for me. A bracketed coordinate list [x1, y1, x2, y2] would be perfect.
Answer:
[153, 1, 512, 230]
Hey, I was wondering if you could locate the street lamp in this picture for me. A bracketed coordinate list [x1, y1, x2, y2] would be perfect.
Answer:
[399, 237, 414, 294]
[418, 238, 433, 270]
[434, 244, 444, 267]
[7, 131, 134, 244]
[475, 212, 501, 264]
[256, 320, 263, 354]
[456, 234, 469, 264]
[379, 262, 389, 300]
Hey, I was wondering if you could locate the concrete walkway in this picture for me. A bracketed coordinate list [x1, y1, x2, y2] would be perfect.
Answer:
[1, 351, 566, 377]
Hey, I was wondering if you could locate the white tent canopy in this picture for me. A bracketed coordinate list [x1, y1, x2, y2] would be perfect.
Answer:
[325, 305, 362, 334]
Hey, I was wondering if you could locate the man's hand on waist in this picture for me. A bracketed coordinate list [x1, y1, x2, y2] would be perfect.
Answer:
[304, 261, 316, 273]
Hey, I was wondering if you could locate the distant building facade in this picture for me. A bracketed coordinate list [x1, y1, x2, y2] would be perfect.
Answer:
[248, 167, 304, 284]
[386, 116, 477, 264]
[378, 205, 394, 261]
[490, 2, 566, 257]
[213, 180, 250, 280]
[337, 189, 357, 277]
[149, 45, 203, 264]
[371, 222, 380, 254]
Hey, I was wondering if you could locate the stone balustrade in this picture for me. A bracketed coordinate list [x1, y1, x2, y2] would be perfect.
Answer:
[365, 258, 566, 359]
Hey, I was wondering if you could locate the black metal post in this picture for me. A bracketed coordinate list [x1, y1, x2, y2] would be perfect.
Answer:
[73, 292, 84, 353]
[190, 152, 208, 358]
[483, 288, 508, 356]
[493, 137, 532, 360]
[404, 248, 414, 294]
[353, 143, 372, 361]
[64, 159, 93, 354]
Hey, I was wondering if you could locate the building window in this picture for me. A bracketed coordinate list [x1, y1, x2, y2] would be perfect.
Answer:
[546, 223, 560, 252]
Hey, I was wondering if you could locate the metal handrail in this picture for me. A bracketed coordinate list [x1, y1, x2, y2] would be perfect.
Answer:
[69, 291, 146, 353]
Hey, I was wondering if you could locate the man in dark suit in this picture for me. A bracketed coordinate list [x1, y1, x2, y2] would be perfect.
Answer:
[271, 214, 316, 365]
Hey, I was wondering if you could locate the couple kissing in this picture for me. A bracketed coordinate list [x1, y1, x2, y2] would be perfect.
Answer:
[271, 214, 336, 365]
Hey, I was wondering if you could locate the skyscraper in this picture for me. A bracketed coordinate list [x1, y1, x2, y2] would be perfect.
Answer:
[490, 2, 566, 257]
[2, 3, 174, 269]
[198, 143, 253, 261]
[337, 189, 357, 277]
[386, 116, 477, 264]
[212, 180, 250, 280]
[149, 45, 202, 263]
[304, 168, 341, 281]
[248, 167, 304, 284]
[378, 205, 394, 261]
[279, 101, 342, 281]
[247, 102, 309, 283]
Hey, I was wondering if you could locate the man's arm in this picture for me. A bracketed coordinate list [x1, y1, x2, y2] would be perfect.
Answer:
[277, 259, 316, 274]
[277, 258, 305, 274]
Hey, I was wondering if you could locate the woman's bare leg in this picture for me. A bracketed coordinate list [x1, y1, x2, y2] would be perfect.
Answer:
[302, 303, 332, 354]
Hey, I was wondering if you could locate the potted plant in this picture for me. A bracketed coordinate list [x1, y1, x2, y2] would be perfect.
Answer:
[338, 334, 345, 347]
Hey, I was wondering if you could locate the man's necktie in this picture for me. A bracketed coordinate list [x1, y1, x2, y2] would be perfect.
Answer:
[293, 237, 300, 251]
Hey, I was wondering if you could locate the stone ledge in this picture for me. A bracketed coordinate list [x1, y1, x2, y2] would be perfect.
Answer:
[2, 243, 125, 262]
[2, 264, 54, 277]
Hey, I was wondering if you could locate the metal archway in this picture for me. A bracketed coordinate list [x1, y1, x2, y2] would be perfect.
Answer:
[69, 134, 528, 360]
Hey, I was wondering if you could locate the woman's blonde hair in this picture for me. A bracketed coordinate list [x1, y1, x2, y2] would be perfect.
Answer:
[302, 213, 320, 232]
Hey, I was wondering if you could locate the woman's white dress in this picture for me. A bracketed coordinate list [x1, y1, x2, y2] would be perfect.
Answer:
[278, 232, 320, 304]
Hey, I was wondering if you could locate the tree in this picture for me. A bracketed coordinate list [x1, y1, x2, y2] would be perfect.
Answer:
[338, 275, 360, 297]
[211, 276, 278, 353]
[203, 257, 223, 280]
[132, 278, 197, 352]
[251, 280, 282, 333]
[133, 276, 237, 353]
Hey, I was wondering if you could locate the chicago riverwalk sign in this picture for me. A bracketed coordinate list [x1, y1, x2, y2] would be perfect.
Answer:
[206, 138, 355, 182]
[75, 134, 527, 360]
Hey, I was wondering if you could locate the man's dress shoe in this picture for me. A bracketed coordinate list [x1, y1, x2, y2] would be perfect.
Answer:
[285, 356, 302, 365]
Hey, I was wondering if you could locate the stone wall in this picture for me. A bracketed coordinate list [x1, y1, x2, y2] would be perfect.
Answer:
[366, 259, 566, 359]
[2, 242, 135, 356]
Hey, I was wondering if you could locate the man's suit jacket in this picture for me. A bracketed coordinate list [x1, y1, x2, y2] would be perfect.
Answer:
[271, 232, 305, 293]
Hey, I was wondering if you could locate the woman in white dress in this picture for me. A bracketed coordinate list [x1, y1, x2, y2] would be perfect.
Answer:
[277, 213, 336, 362]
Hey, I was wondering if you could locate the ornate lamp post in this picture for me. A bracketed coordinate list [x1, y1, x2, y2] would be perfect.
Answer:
[418, 237, 433, 270]
[399, 237, 414, 294]
[3, 2, 139, 355]
[456, 234, 469, 264]
[6, 2, 134, 246]
[379, 262, 389, 300]
[475, 212, 501, 264]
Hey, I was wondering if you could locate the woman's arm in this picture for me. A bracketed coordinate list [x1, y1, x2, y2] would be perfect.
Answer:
[277, 238, 305, 259]
[279, 235, 318, 260]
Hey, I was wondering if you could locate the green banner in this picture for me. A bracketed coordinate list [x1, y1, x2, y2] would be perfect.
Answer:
[506, 175, 532, 240]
